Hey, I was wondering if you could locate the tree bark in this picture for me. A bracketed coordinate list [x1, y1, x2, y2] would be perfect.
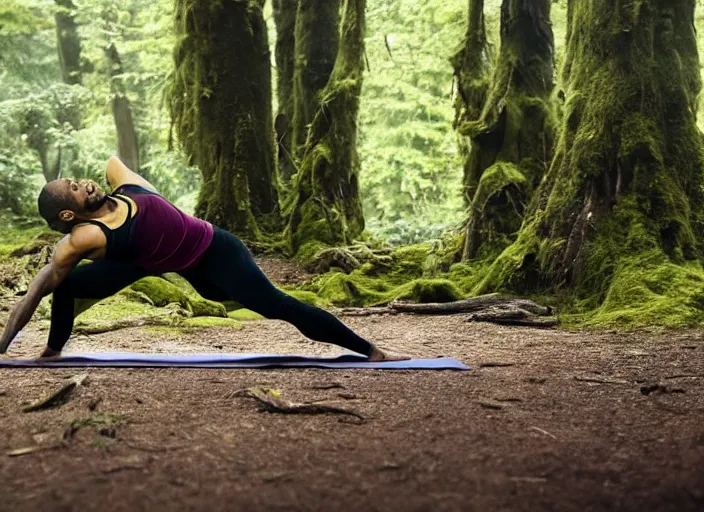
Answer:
[285, 0, 366, 256]
[477, 0, 704, 313]
[291, 0, 341, 160]
[169, 0, 279, 238]
[458, 0, 555, 260]
[54, 0, 82, 85]
[451, 0, 491, 131]
[105, 43, 140, 174]
[273, 0, 298, 181]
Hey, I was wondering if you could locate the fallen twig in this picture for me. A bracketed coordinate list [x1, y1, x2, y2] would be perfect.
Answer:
[530, 426, 557, 439]
[102, 464, 145, 474]
[665, 374, 703, 380]
[573, 376, 629, 385]
[390, 294, 552, 316]
[480, 362, 516, 368]
[310, 382, 345, 391]
[477, 399, 504, 410]
[23, 374, 89, 412]
[469, 316, 559, 328]
[339, 307, 396, 317]
[7, 443, 63, 457]
[234, 387, 365, 422]
[340, 294, 557, 328]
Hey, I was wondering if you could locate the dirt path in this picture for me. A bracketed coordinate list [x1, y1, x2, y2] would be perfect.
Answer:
[1, 313, 703, 511]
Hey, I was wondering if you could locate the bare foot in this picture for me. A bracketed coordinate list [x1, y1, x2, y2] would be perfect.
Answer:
[368, 346, 412, 362]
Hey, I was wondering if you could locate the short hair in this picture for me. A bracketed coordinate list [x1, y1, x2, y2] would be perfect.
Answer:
[38, 184, 76, 234]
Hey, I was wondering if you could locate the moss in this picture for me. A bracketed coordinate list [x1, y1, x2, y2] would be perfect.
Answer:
[455, 1, 556, 261]
[285, 289, 325, 306]
[291, 0, 341, 156]
[450, 0, 492, 131]
[285, 0, 366, 254]
[272, 0, 297, 181]
[227, 309, 265, 321]
[75, 296, 167, 323]
[168, 0, 279, 238]
[396, 279, 462, 303]
[468, 0, 704, 330]
[129, 277, 227, 318]
[306, 267, 464, 307]
[294, 240, 332, 265]
[565, 256, 704, 330]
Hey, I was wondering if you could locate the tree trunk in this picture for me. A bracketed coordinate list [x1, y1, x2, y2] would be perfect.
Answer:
[273, 0, 298, 181]
[291, 0, 341, 160]
[105, 43, 140, 173]
[169, 0, 279, 238]
[458, 0, 555, 260]
[451, 0, 492, 216]
[54, 0, 82, 85]
[451, 0, 491, 132]
[477, 0, 704, 324]
[285, 0, 365, 256]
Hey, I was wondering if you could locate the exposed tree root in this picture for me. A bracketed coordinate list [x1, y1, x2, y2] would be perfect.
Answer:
[23, 374, 89, 413]
[307, 244, 393, 273]
[233, 386, 365, 423]
[73, 304, 191, 335]
[339, 293, 557, 327]
[341, 293, 558, 327]
[466, 307, 558, 328]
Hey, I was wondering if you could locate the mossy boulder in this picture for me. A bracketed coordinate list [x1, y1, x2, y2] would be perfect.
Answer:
[129, 277, 227, 318]
[396, 279, 463, 303]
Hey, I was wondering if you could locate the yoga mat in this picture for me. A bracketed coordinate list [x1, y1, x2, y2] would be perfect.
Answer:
[0, 352, 470, 371]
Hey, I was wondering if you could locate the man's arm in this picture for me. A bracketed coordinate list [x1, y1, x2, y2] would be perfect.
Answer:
[105, 156, 158, 193]
[0, 229, 101, 354]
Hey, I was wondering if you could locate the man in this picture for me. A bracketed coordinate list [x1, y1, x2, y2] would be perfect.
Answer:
[0, 156, 407, 361]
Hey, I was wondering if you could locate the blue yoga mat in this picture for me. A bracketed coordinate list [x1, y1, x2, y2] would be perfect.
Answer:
[0, 352, 470, 370]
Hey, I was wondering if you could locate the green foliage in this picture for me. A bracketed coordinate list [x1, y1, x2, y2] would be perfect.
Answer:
[0, 0, 200, 217]
[359, 0, 466, 244]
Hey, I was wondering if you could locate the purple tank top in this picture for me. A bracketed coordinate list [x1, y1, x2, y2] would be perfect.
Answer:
[119, 186, 214, 273]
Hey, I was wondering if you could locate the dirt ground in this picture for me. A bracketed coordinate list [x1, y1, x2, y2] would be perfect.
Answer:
[1, 259, 703, 511]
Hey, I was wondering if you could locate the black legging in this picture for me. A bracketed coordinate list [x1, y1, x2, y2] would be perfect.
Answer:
[48, 227, 374, 355]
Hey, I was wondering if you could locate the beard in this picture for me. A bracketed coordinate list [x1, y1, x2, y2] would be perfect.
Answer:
[84, 192, 109, 212]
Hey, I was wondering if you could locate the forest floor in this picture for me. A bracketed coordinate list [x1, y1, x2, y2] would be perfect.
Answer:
[0, 258, 703, 512]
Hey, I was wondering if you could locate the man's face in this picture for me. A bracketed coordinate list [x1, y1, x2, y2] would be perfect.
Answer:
[58, 178, 106, 212]
[46, 178, 107, 224]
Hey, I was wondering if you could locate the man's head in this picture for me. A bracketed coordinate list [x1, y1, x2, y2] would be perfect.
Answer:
[38, 178, 107, 234]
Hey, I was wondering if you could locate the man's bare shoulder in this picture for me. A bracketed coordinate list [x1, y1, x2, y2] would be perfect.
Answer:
[64, 224, 106, 255]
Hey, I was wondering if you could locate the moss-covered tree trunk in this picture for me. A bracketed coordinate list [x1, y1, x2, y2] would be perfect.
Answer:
[291, 0, 341, 160]
[477, 0, 704, 327]
[105, 43, 140, 173]
[169, 0, 278, 238]
[54, 0, 82, 85]
[451, 0, 491, 133]
[273, 0, 298, 181]
[458, 0, 555, 260]
[285, 0, 365, 257]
